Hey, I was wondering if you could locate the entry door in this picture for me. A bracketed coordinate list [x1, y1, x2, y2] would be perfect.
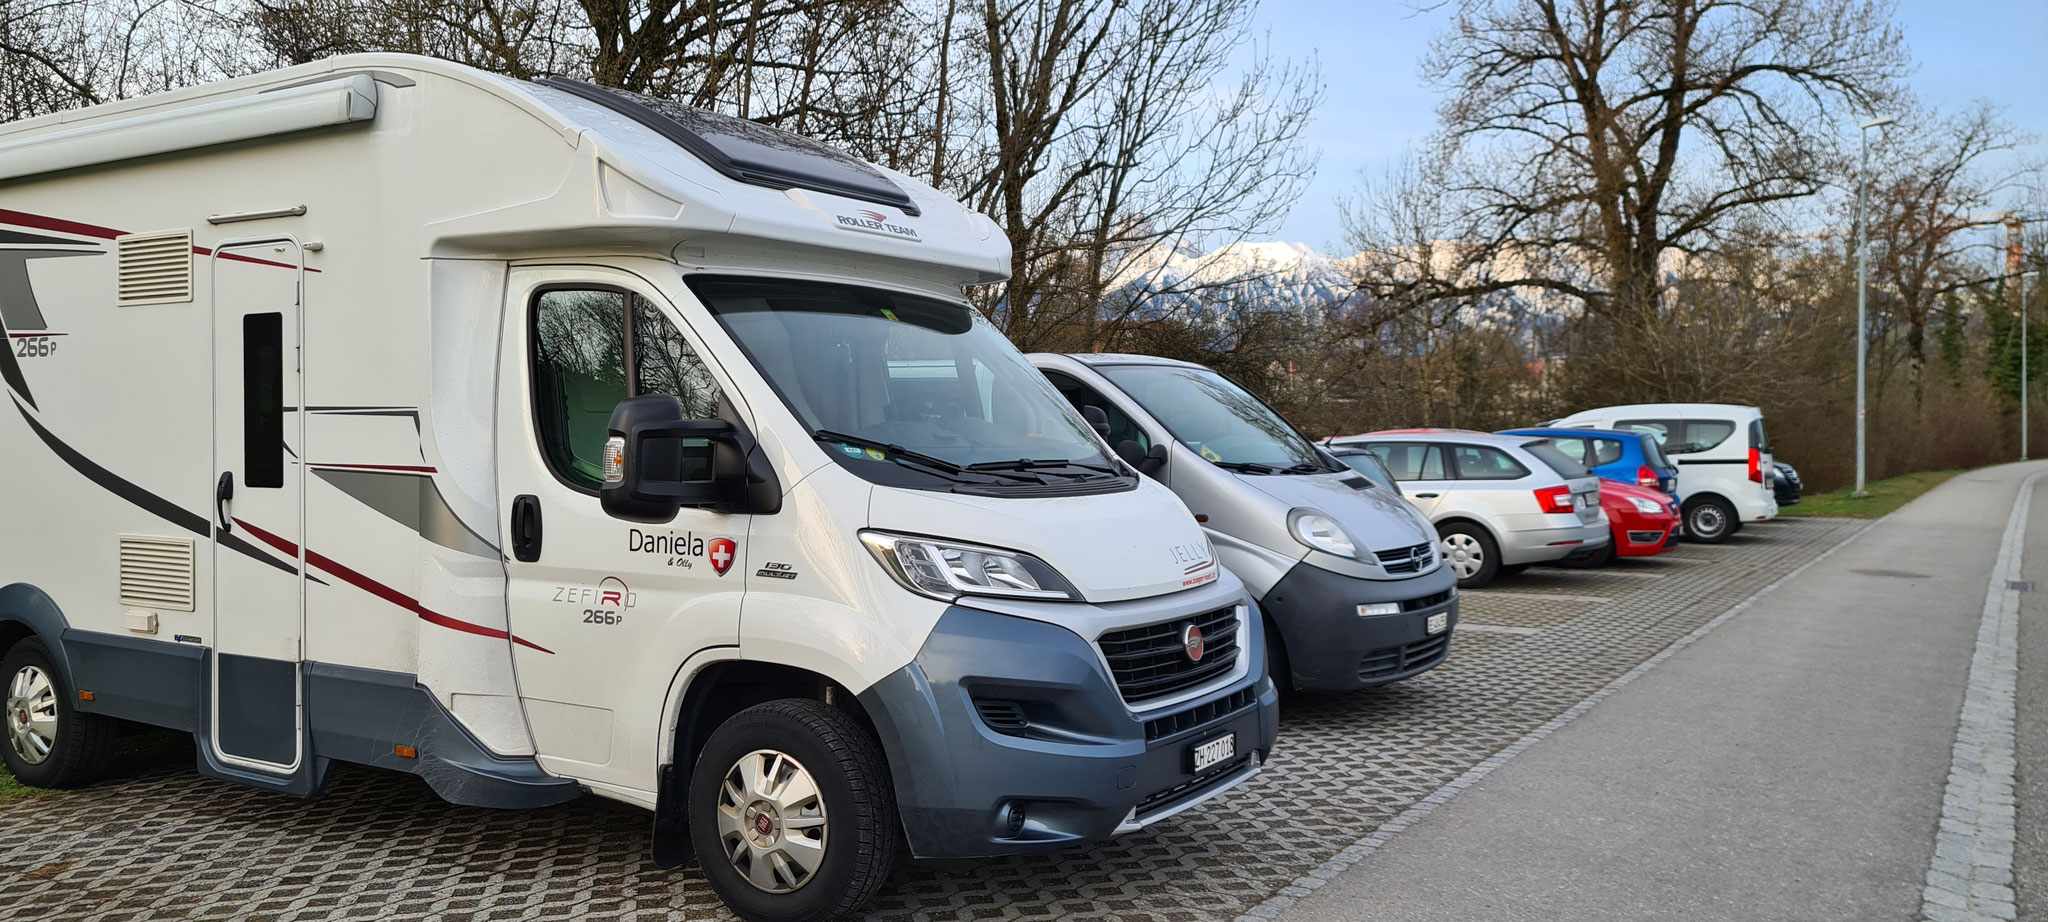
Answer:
[495, 267, 749, 789]
[210, 239, 306, 771]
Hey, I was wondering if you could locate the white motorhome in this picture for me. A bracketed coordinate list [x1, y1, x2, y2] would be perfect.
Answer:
[1548, 402, 1776, 542]
[0, 55, 1276, 922]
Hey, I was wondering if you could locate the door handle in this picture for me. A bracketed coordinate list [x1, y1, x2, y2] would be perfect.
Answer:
[511, 494, 542, 562]
[1413, 492, 1439, 499]
[215, 472, 236, 533]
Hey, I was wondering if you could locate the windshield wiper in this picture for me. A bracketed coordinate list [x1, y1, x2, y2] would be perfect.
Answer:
[1213, 460, 1286, 475]
[1281, 461, 1327, 474]
[813, 431, 1033, 483]
[966, 458, 1121, 478]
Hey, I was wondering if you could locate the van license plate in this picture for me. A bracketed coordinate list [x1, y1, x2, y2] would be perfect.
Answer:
[1189, 732, 1236, 773]
[1427, 612, 1448, 634]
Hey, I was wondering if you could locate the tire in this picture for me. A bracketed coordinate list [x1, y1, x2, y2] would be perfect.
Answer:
[688, 699, 896, 922]
[3, 636, 116, 788]
[1683, 497, 1736, 544]
[1437, 522, 1502, 589]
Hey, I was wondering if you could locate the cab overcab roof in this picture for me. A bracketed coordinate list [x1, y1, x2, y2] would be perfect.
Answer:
[537, 77, 920, 216]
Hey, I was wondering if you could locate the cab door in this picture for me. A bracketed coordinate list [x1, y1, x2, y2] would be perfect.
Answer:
[495, 267, 749, 791]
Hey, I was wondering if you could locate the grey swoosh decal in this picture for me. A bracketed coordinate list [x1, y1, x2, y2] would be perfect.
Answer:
[311, 467, 499, 557]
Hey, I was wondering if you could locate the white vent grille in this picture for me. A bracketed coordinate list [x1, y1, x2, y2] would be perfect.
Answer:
[116, 229, 193, 306]
[118, 534, 196, 612]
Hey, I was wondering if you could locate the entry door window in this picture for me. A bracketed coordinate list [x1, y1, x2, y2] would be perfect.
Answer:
[1042, 370, 1150, 451]
[531, 287, 722, 491]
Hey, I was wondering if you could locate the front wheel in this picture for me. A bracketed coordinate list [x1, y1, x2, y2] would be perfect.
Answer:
[688, 699, 896, 922]
[1437, 522, 1502, 588]
[1683, 497, 1736, 544]
[3, 636, 115, 788]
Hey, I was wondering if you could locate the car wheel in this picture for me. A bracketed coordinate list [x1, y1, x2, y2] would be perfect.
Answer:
[689, 698, 895, 922]
[1683, 497, 1735, 544]
[2, 636, 116, 788]
[1437, 522, 1501, 589]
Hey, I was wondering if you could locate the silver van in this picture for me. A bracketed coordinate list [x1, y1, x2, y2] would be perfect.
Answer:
[1032, 354, 1458, 692]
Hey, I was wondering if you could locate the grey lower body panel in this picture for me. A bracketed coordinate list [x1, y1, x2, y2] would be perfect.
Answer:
[1260, 562, 1459, 691]
[859, 603, 1280, 859]
[44, 624, 577, 809]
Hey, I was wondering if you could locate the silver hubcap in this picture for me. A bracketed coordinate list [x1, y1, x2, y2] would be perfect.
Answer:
[1441, 533, 1484, 578]
[6, 664, 58, 765]
[715, 749, 828, 894]
[1691, 504, 1726, 537]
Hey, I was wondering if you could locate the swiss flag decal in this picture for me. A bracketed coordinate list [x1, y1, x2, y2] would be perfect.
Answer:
[707, 537, 737, 577]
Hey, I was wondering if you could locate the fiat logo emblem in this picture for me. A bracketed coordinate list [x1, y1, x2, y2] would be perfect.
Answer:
[1181, 623, 1205, 663]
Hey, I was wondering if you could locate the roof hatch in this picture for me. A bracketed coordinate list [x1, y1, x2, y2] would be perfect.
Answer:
[536, 77, 920, 217]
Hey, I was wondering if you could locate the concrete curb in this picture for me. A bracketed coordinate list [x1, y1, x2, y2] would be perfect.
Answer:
[1236, 517, 1880, 921]
[1919, 470, 2041, 922]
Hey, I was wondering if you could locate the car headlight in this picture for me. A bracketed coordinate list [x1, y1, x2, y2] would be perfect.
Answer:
[1288, 508, 1360, 559]
[860, 531, 1081, 601]
[1628, 497, 1663, 515]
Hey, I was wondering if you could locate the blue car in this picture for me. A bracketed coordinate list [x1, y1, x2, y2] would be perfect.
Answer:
[1497, 427, 1679, 499]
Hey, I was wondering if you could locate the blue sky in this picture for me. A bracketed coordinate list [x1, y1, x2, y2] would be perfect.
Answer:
[1258, 0, 2048, 250]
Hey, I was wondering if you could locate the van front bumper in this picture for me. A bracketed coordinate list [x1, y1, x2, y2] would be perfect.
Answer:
[1261, 560, 1458, 691]
[857, 602, 1279, 859]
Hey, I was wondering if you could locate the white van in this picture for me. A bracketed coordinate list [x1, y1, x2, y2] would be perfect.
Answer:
[1032, 354, 1458, 691]
[0, 55, 1275, 922]
[1548, 403, 1776, 542]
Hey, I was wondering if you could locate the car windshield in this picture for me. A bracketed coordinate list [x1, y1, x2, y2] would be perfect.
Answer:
[1096, 364, 1322, 472]
[690, 275, 1113, 475]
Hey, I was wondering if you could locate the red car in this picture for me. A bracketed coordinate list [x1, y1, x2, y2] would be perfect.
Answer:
[1571, 478, 1681, 566]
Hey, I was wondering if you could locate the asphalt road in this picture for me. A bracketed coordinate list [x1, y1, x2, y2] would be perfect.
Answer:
[1278, 461, 2048, 922]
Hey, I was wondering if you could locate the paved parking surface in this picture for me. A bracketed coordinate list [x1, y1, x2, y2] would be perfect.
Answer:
[0, 519, 1860, 922]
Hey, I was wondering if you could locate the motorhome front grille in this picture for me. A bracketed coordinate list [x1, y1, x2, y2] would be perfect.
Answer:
[1143, 684, 1258, 741]
[1097, 606, 1240, 706]
[117, 534, 196, 611]
[1375, 542, 1434, 574]
[1399, 589, 1454, 613]
[115, 229, 194, 305]
[1357, 633, 1450, 682]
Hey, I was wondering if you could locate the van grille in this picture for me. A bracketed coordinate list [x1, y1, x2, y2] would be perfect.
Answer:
[1143, 684, 1258, 741]
[1375, 542, 1434, 574]
[116, 230, 194, 306]
[118, 534, 196, 611]
[1097, 606, 1240, 706]
[1358, 633, 1450, 682]
[1399, 589, 1454, 612]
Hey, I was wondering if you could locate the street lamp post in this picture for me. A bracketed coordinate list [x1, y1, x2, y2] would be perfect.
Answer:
[1854, 116, 1894, 497]
[2027, 270, 2040, 461]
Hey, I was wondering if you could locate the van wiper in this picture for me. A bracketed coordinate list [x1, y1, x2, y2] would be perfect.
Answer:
[1281, 462, 1327, 474]
[813, 431, 1031, 482]
[1212, 460, 1286, 475]
[966, 458, 1120, 477]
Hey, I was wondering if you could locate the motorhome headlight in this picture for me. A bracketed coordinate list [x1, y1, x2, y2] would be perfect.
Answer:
[1627, 496, 1664, 515]
[859, 531, 1081, 601]
[1287, 508, 1360, 559]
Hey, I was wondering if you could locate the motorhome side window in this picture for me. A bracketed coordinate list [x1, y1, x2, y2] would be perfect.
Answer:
[531, 288, 722, 491]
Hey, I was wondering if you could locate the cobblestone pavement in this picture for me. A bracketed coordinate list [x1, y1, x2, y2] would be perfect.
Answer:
[1, 518, 1861, 922]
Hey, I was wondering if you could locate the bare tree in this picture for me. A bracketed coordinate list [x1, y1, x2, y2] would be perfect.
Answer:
[1347, 0, 1909, 335]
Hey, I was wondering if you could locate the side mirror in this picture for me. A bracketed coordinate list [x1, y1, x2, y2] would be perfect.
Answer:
[1118, 440, 1167, 476]
[1081, 404, 1112, 437]
[601, 395, 743, 523]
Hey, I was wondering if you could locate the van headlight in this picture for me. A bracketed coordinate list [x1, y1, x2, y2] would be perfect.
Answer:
[1288, 508, 1360, 559]
[860, 531, 1081, 601]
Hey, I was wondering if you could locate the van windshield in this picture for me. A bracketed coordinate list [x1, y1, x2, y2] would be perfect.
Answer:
[1096, 364, 1324, 473]
[690, 276, 1123, 490]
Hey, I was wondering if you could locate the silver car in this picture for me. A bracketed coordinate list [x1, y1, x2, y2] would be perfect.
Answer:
[1330, 430, 1609, 588]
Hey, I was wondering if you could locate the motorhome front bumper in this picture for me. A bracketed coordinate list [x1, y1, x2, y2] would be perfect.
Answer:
[857, 602, 1279, 859]
[1260, 560, 1459, 691]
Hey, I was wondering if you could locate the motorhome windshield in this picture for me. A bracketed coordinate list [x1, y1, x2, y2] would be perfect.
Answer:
[1097, 364, 1323, 473]
[692, 276, 1125, 492]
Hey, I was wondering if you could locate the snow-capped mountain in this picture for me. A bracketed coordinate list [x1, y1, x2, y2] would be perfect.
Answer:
[1102, 239, 1359, 319]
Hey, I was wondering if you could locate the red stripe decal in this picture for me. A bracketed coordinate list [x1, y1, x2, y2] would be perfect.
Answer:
[6, 332, 67, 338]
[234, 518, 553, 655]
[0, 208, 321, 272]
[312, 463, 438, 473]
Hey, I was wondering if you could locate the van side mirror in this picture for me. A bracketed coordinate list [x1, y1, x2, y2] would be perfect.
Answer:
[1118, 440, 1167, 476]
[601, 395, 746, 522]
[1081, 404, 1112, 437]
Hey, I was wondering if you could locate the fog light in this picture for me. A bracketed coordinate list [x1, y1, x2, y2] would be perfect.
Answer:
[1004, 802, 1027, 836]
[1357, 602, 1400, 617]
